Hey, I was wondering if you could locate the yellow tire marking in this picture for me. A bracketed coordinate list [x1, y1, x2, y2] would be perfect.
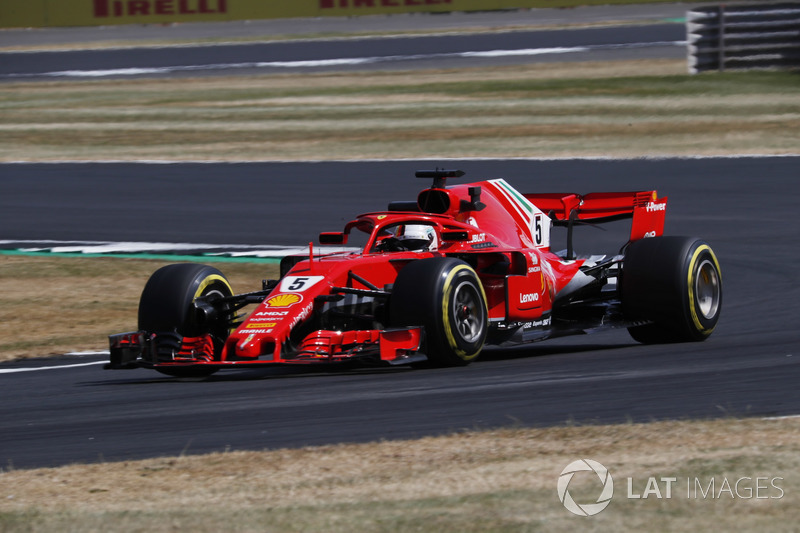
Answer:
[193, 273, 232, 300]
[687, 245, 721, 333]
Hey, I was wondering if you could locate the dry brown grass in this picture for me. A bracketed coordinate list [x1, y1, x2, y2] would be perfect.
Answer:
[0, 255, 278, 362]
[3, 60, 798, 161]
[1, 418, 798, 531]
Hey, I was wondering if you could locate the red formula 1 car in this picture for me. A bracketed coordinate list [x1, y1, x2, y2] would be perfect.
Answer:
[108, 170, 722, 376]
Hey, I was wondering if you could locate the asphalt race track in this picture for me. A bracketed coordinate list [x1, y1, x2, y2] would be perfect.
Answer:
[2, 157, 799, 469]
[0, 24, 684, 81]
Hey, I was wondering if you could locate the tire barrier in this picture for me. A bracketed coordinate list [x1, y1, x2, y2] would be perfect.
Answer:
[687, 2, 800, 73]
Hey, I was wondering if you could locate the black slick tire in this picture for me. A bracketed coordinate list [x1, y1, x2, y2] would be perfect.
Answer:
[622, 236, 722, 344]
[390, 257, 488, 366]
[138, 263, 233, 376]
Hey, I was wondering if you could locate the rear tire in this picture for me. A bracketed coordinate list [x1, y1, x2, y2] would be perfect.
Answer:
[390, 258, 488, 366]
[138, 263, 234, 377]
[623, 236, 722, 343]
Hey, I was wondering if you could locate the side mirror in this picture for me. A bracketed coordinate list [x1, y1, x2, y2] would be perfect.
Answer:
[319, 232, 347, 245]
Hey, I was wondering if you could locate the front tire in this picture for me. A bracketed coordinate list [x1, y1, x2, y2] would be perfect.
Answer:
[138, 263, 234, 377]
[390, 258, 488, 366]
[622, 236, 722, 343]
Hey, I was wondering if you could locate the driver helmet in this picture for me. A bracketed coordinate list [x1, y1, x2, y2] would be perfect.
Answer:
[398, 224, 437, 251]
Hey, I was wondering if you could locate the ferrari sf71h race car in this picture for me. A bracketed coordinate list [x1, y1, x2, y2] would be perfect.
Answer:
[108, 170, 722, 376]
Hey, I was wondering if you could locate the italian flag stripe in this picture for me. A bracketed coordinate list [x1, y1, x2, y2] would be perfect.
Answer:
[493, 179, 534, 214]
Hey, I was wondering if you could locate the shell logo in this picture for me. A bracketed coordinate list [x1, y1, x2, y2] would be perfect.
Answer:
[265, 293, 303, 307]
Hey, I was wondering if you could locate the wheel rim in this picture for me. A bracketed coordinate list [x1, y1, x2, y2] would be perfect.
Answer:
[452, 280, 485, 343]
[192, 284, 232, 355]
[203, 288, 227, 300]
[695, 259, 720, 319]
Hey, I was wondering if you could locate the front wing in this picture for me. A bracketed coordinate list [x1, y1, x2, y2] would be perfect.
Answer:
[106, 326, 425, 370]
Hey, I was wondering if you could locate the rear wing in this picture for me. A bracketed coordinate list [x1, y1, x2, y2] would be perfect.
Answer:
[524, 191, 668, 242]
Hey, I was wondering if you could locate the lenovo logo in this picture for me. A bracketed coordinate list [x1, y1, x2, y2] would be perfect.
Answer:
[520, 293, 540, 304]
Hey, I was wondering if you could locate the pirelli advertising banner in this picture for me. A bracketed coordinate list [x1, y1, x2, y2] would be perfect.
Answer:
[1, 0, 545, 28]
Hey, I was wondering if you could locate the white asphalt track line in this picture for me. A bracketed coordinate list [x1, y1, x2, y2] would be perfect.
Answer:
[0, 240, 311, 257]
[0, 360, 107, 374]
